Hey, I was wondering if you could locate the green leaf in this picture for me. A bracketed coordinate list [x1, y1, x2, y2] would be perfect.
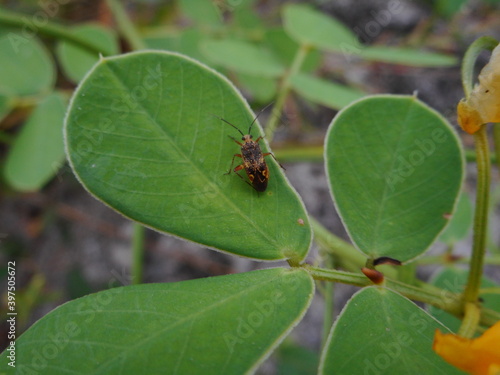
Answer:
[56, 24, 119, 83]
[428, 267, 500, 333]
[232, 3, 263, 30]
[1, 268, 314, 375]
[358, 46, 457, 67]
[64, 51, 311, 262]
[236, 72, 277, 103]
[4, 92, 67, 191]
[325, 95, 464, 262]
[201, 39, 285, 77]
[0, 33, 55, 96]
[178, 0, 223, 29]
[283, 4, 361, 52]
[263, 28, 321, 73]
[319, 287, 463, 375]
[144, 29, 207, 63]
[434, 0, 468, 19]
[438, 192, 473, 244]
[276, 341, 319, 375]
[290, 73, 366, 110]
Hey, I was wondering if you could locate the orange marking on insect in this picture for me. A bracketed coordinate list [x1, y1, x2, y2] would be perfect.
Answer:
[213, 104, 284, 192]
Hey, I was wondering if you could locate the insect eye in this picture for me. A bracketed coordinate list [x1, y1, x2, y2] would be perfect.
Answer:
[249, 135, 253, 139]
[241, 136, 245, 141]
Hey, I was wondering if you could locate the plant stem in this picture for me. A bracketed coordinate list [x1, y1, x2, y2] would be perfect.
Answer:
[105, 0, 146, 51]
[465, 149, 497, 164]
[416, 254, 500, 266]
[103, 0, 146, 286]
[461, 126, 491, 337]
[460, 36, 498, 97]
[0, 8, 113, 55]
[304, 264, 462, 314]
[458, 302, 481, 337]
[303, 264, 500, 327]
[131, 223, 145, 285]
[265, 43, 310, 142]
[320, 253, 335, 350]
[311, 217, 399, 279]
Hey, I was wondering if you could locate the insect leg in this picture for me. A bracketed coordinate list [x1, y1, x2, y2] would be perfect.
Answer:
[228, 135, 243, 146]
[225, 154, 243, 175]
[263, 152, 286, 170]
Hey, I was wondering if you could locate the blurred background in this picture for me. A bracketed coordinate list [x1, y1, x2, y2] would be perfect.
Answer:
[0, 0, 499, 372]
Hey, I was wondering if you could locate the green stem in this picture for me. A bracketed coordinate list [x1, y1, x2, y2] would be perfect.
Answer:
[463, 127, 490, 304]
[265, 43, 310, 142]
[0, 8, 113, 55]
[458, 303, 481, 337]
[460, 126, 491, 337]
[103, 0, 146, 286]
[479, 287, 500, 294]
[460, 36, 498, 97]
[303, 264, 500, 327]
[320, 253, 335, 350]
[416, 254, 500, 266]
[304, 265, 462, 315]
[311, 217, 398, 279]
[465, 149, 497, 164]
[131, 223, 145, 285]
[105, 0, 146, 50]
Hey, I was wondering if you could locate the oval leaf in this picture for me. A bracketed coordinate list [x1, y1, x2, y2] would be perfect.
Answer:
[283, 4, 361, 52]
[64, 51, 311, 262]
[4, 92, 67, 191]
[201, 39, 285, 77]
[358, 46, 457, 67]
[290, 73, 366, 110]
[0, 33, 55, 96]
[0, 268, 314, 375]
[57, 24, 118, 83]
[325, 95, 464, 262]
[319, 287, 463, 375]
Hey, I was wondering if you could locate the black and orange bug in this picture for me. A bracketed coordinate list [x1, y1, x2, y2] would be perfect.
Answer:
[214, 106, 284, 192]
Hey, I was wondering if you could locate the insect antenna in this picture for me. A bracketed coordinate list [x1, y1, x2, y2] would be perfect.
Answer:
[248, 102, 274, 134]
[211, 114, 245, 137]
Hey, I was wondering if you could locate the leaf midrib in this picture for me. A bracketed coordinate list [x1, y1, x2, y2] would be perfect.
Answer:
[89, 59, 281, 251]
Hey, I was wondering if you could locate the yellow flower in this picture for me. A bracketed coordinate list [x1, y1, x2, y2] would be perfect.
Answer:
[457, 43, 500, 134]
[433, 320, 500, 375]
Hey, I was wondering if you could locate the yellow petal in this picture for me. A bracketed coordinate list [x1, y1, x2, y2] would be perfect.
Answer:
[433, 321, 500, 375]
[458, 99, 485, 134]
[457, 43, 500, 134]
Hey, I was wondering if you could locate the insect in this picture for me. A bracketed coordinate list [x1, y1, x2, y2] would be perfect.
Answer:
[214, 106, 284, 192]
